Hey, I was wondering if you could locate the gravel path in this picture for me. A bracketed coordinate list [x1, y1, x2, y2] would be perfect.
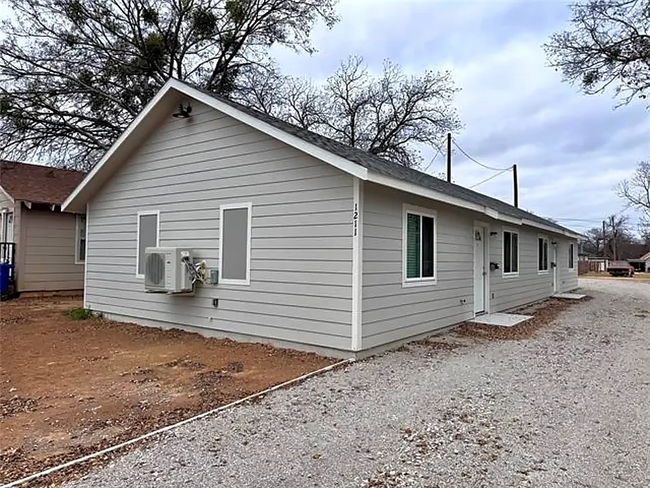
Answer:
[68, 279, 650, 488]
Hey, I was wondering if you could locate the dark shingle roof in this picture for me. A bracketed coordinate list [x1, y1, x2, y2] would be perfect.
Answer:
[0, 161, 86, 205]
[194, 83, 578, 236]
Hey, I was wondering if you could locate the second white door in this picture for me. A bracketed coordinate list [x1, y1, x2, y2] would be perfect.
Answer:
[473, 226, 487, 314]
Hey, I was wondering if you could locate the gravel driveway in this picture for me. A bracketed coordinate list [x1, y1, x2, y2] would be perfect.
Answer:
[68, 279, 649, 488]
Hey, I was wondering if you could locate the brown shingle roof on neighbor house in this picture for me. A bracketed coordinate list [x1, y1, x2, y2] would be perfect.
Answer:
[0, 160, 86, 206]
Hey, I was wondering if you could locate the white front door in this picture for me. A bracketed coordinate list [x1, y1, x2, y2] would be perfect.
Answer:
[473, 226, 487, 314]
[552, 245, 558, 293]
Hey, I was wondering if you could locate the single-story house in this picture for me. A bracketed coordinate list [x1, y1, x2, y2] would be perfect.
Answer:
[0, 161, 86, 293]
[63, 79, 580, 358]
[629, 252, 650, 273]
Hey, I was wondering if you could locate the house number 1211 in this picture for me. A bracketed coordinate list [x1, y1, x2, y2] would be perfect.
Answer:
[353, 203, 359, 237]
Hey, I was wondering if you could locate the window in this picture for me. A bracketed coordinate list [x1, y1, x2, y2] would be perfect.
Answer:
[538, 236, 549, 273]
[403, 206, 436, 284]
[75, 214, 87, 264]
[219, 203, 252, 285]
[136, 211, 160, 277]
[569, 243, 575, 269]
[503, 230, 519, 275]
[1, 211, 14, 242]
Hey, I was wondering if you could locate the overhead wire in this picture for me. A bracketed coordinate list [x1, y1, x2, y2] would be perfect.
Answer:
[469, 167, 513, 189]
[422, 146, 442, 173]
[452, 140, 513, 172]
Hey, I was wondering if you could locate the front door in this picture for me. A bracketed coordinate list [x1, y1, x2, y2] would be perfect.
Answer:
[473, 226, 487, 314]
[552, 245, 558, 293]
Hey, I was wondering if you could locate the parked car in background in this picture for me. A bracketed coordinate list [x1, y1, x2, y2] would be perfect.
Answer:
[607, 261, 635, 277]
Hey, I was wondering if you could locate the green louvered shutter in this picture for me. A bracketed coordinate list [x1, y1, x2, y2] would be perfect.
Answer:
[406, 213, 421, 279]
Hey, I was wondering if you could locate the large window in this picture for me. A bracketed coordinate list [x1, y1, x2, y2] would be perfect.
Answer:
[136, 211, 160, 277]
[403, 206, 436, 284]
[219, 203, 252, 285]
[538, 236, 549, 273]
[569, 243, 575, 270]
[503, 230, 519, 275]
[75, 214, 87, 264]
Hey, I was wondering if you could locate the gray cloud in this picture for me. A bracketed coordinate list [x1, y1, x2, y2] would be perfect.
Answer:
[272, 0, 650, 233]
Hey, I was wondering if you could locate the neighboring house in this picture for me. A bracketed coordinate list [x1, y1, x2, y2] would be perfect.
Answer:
[629, 252, 650, 273]
[63, 79, 580, 358]
[0, 161, 86, 293]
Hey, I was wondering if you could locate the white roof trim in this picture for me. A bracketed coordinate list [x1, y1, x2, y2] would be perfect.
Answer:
[63, 80, 176, 211]
[0, 185, 15, 203]
[176, 82, 369, 181]
[62, 78, 579, 239]
[63, 79, 367, 211]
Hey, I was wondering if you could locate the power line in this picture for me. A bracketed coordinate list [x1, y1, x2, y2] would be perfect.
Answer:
[422, 146, 442, 173]
[469, 167, 512, 189]
[452, 140, 513, 172]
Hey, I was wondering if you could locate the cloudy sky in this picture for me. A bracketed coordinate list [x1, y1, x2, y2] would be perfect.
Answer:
[269, 0, 650, 234]
[0, 0, 647, 233]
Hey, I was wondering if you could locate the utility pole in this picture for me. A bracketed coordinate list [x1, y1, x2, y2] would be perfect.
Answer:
[602, 220, 607, 258]
[513, 164, 519, 208]
[446, 133, 452, 183]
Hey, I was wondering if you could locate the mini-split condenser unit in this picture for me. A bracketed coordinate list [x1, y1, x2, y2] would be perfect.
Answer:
[144, 247, 193, 294]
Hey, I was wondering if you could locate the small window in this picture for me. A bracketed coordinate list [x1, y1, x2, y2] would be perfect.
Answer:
[75, 214, 87, 264]
[569, 243, 575, 269]
[503, 230, 519, 275]
[136, 211, 160, 277]
[404, 207, 436, 283]
[219, 203, 252, 285]
[538, 236, 549, 273]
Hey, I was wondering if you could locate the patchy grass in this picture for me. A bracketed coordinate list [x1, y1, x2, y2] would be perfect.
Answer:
[66, 308, 95, 320]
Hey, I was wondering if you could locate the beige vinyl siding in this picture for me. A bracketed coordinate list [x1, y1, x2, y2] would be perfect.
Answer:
[20, 210, 84, 292]
[361, 183, 475, 350]
[490, 228, 578, 311]
[360, 183, 580, 349]
[85, 101, 354, 352]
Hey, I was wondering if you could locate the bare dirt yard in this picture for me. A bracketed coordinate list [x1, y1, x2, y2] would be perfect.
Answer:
[0, 297, 336, 486]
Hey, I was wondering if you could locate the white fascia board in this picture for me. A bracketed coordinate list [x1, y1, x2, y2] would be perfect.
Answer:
[499, 214, 523, 225]
[368, 171, 489, 216]
[169, 81, 369, 180]
[62, 80, 178, 212]
[367, 171, 580, 238]
[0, 185, 14, 203]
[63, 79, 368, 212]
[521, 219, 582, 240]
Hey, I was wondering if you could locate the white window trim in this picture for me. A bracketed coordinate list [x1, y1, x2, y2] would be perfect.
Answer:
[402, 204, 438, 288]
[568, 242, 575, 270]
[538, 235, 550, 275]
[135, 210, 160, 279]
[75, 214, 87, 265]
[502, 228, 520, 278]
[219, 202, 252, 286]
[0, 209, 6, 242]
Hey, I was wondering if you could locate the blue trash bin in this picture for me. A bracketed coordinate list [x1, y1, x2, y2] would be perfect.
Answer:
[0, 263, 13, 296]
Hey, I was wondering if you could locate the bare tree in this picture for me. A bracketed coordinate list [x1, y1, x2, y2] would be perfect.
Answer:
[583, 227, 606, 255]
[544, 0, 650, 107]
[236, 56, 462, 168]
[617, 161, 650, 235]
[605, 214, 632, 260]
[0, 0, 339, 170]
